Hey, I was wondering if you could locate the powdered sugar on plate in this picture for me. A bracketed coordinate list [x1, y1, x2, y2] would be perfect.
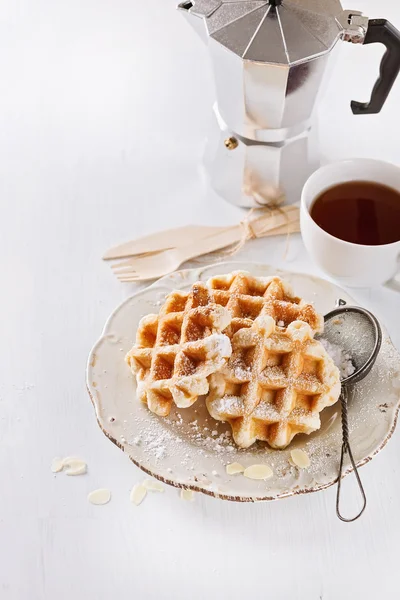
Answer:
[114, 334, 400, 493]
[90, 262, 400, 501]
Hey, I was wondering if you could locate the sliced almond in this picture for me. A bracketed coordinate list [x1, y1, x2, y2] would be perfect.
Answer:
[62, 456, 81, 464]
[243, 464, 273, 480]
[142, 479, 164, 493]
[226, 462, 245, 475]
[65, 464, 87, 476]
[62, 457, 86, 466]
[88, 489, 111, 505]
[63, 458, 87, 476]
[51, 457, 64, 473]
[290, 449, 310, 469]
[180, 489, 194, 501]
[130, 484, 147, 506]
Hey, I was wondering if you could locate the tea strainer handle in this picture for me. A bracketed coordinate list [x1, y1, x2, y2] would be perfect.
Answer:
[336, 388, 367, 522]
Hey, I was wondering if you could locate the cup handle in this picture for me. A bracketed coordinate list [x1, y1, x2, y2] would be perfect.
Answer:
[384, 254, 400, 292]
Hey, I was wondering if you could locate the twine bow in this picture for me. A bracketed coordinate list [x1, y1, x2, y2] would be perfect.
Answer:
[225, 202, 296, 257]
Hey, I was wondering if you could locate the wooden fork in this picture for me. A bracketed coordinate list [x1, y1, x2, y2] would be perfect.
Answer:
[103, 224, 230, 261]
[112, 218, 299, 282]
[112, 226, 242, 282]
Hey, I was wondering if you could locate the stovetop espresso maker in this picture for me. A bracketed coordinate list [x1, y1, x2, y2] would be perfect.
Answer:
[178, 0, 400, 207]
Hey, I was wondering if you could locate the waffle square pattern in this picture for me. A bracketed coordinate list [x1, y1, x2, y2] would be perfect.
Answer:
[126, 282, 232, 417]
[205, 271, 324, 336]
[207, 315, 341, 449]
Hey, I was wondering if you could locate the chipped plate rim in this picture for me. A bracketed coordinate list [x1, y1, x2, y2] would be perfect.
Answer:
[86, 262, 400, 502]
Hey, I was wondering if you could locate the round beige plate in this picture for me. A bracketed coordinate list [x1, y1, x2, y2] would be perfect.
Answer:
[87, 262, 400, 502]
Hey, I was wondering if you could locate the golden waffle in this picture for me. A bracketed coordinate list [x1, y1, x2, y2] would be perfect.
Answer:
[126, 283, 232, 417]
[205, 271, 324, 336]
[207, 316, 341, 449]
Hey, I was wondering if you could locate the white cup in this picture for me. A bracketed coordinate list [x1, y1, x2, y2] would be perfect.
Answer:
[300, 159, 400, 288]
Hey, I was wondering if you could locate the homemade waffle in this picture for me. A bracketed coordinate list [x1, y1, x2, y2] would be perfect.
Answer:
[126, 283, 232, 417]
[207, 315, 341, 449]
[205, 271, 324, 336]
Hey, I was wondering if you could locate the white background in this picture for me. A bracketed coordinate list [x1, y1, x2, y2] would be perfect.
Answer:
[1, 1, 400, 598]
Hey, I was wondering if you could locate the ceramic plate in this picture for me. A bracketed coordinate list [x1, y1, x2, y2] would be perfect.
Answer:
[87, 262, 400, 502]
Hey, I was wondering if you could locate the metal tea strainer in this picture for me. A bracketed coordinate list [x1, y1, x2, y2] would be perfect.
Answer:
[319, 299, 382, 523]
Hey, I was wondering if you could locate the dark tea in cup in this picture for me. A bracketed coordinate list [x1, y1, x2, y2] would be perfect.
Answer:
[310, 181, 400, 246]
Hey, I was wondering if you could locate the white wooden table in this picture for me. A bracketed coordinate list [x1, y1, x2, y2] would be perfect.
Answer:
[1, 1, 400, 598]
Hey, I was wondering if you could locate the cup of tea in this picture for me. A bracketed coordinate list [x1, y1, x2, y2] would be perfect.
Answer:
[300, 159, 400, 288]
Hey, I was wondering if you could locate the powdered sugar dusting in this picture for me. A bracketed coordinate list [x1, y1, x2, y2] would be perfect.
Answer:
[210, 334, 232, 358]
[95, 265, 400, 500]
[115, 332, 400, 495]
[230, 355, 251, 380]
[320, 338, 355, 380]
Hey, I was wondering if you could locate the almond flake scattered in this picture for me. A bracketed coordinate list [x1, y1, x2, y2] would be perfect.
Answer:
[243, 464, 273, 480]
[142, 479, 164, 493]
[226, 462, 245, 475]
[65, 464, 87, 476]
[130, 484, 147, 506]
[51, 457, 64, 473]
[180, 489, 194, 501]
[62, 458, 87, 476]
[62, 456, 79, 464]
[88, 489, 111, 505]
[290, 449, 310, 469]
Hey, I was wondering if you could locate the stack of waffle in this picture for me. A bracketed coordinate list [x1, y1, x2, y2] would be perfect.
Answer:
[126, 271, 341, 449]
